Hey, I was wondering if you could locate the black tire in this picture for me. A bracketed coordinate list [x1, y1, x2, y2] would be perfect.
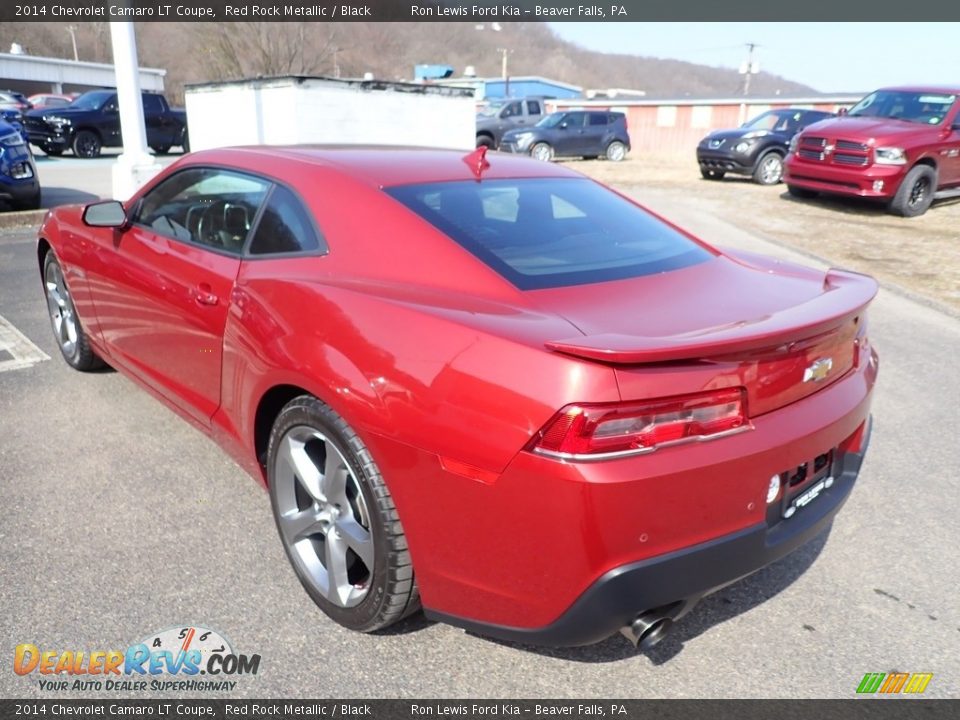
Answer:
[752, 151, 784, 185]
[605, 140, 627, 162]
[889, 164, 936, 217]
[700, 167, 725, 180]
[267, 395, 420, 632]
[787, 184, 818, 199]
[476, 135, 494, 149]
[150, 145, 171, 155]
[42, 252, 104, 371]
[13, 187, 41, 211]
[41, 145, 64, 157]
[530, 142, 554, 162]
[71, 130, 102, 158]
[583, 155, 599, 160]
[181, 131, 190, 154]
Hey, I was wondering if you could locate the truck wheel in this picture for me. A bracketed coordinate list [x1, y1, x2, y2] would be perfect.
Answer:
[41, 145, 64, 157]
[787, 185, 817, 199]
[889, 165, 936, 217]
[753, 152, 784, 185]
[476, 136, 494, 149]
[71, 130, 102, 159]
[605, 141, 627, 162]
[181, 131, 190, 154]
[700, 168, 725, 180]
[530, 142, 554, 162]
[150, 145, 171, 155]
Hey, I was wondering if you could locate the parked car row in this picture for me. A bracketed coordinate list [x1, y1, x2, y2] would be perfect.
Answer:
[697, 85, 960, 217]
[476, 97, 632, 162]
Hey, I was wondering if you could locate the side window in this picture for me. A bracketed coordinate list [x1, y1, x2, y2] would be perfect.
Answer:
[501, 101, 522, 118]
[248, 185, 324, 255]
[588, 113, 608, 126]
[135, 167, 270, 254]
[141, 94, 163, 114]
[564, 113, 586, 127]
[526, 100, 541, 115]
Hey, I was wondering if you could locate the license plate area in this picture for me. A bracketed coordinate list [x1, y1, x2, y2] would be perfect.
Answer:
[767, 449, 836, 524]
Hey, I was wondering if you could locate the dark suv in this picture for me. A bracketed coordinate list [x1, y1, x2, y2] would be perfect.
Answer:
[697, 108, 834, 185]
[500, 111, 631, 162]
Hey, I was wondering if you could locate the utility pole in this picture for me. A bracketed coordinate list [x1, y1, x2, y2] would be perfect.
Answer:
[740, 42, 759, 96]
[497, 47, 511, 97]
[66, 25, 79, 62]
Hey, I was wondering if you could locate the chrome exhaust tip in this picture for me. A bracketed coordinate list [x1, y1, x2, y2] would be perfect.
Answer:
[620, 612, 674, 650]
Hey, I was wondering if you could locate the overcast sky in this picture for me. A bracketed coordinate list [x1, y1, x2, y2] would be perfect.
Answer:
[549, 23, 959, 93]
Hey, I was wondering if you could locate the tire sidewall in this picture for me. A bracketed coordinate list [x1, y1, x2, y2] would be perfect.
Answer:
[531, 142, 553, 161]
[43, 252, 83, 367]
[72, 130, 101, 158]
[891, 165, 936, 217]
[606, 141, 626, 162]
[266, 398, 393, 631]
[753, 151, 784, 185]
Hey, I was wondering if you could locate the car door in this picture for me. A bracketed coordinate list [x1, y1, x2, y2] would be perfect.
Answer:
[582, 113, 611, 155]
[142, 94, 176, 148]
[553, 112, 586, 156]
[100, 94, 122, 146]
[934, 100, 960, 186]
[89, 167, 270, 425]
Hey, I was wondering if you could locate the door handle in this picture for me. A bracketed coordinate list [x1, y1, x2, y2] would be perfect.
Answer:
[194, 284, 219, 306]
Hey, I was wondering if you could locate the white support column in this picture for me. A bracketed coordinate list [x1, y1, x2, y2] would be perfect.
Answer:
[109, 22, 161, 201]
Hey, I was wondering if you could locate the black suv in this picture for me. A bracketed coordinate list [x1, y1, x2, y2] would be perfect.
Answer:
[697, 108, 834, 185]
[500, 111, 631, 162]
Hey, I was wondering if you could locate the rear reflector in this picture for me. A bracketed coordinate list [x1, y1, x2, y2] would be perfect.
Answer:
[530, 388, 749, 460]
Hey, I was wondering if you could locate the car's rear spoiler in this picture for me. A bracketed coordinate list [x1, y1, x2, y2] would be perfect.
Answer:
[545, 269, 878, 364]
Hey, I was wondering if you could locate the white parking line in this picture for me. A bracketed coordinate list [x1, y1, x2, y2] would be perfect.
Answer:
[0, 314, 49, 373]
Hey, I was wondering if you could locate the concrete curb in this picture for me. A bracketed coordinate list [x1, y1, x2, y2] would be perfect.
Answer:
[0, 209, 46, 230]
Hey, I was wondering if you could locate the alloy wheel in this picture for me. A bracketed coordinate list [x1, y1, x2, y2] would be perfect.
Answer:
[273, 426, 375, 608]
[908, 177, 930, 208]
[759, 154, 783, 184]
[45, 260, 79, 357]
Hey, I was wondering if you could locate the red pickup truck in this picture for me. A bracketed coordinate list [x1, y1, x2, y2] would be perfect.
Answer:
[784, 86, 960, 216]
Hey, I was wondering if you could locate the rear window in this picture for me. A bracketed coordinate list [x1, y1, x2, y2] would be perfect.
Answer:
[385, 178, 712, 290]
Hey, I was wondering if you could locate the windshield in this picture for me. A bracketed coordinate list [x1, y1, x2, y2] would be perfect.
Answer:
[848, 90, 956, 125]
[477, 101, 507, 118]
[68, 91, 115, 111]
[743, 110, 806, 132]
[385, 178, 712, 290]
[536, 113, 567, 128]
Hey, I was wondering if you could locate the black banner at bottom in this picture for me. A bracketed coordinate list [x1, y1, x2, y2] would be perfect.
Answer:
[1, 699, 957, 720]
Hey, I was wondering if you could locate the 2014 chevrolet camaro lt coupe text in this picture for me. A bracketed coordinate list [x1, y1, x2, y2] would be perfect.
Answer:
[37, 146, 878, 648]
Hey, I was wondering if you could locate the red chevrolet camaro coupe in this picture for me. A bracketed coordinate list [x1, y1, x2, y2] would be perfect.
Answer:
[37, 146, 878, 648]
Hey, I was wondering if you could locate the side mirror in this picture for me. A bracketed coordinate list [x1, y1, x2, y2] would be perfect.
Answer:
[83, 200, 127, 228]
[103, 103, 118, 114]
[838, 108, 848, 116]
[559, 122, 568, 129]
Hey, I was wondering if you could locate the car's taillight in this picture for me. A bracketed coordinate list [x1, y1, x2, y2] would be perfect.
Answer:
[530, 388, 749, 459]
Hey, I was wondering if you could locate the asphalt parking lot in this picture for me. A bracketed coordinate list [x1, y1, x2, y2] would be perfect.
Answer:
[1, 172, 958, 699]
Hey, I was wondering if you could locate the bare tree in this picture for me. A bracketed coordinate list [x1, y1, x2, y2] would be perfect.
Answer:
[195, 23, 338, 80]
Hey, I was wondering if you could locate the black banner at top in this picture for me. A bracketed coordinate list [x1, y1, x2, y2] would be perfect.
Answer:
[3, 0, 960, 22]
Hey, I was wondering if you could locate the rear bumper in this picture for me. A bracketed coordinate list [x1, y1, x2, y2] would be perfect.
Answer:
[428, 420, 871, 646]
[784, 156, 905, 198]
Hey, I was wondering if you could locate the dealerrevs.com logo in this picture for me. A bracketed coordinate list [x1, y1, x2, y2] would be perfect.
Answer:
[14, 626, 260, 692]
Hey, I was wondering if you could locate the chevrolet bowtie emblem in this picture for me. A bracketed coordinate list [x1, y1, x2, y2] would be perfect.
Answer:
[803, 357, 833, 383]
